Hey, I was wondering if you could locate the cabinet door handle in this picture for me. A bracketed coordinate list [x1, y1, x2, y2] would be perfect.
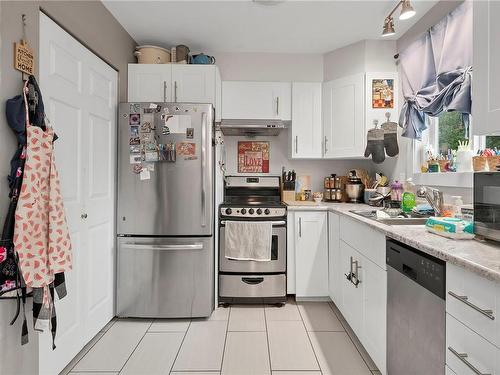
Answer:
[163, 81, 167, 102]
[81, 213, 88, 219]
[324, 136, 328, 154]
[295, 136, 298, 154]
[298, 217, 302, 237]
[448, 291, 495, 320]
[352, 259, 361, 287]
[174, 81, 178, 102]
[276, 96, 280, 116]
[448, 346, 491, 375]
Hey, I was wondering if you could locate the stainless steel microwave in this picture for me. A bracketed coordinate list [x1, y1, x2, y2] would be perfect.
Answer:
[474, 172, 500, 242]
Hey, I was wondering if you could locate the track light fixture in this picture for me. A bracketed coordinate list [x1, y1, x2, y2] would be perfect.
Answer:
[382, 0, 416, 36]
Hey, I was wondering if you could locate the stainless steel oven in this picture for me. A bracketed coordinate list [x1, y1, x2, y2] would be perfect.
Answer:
[218, 175, 287, 304]
[219, 219, 286, 273]
[474, 172, 500, 242]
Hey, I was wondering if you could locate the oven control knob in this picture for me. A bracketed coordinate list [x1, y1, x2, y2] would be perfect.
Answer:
[241, 208, 247, 215]
[249, 208, 255, 215]
[225, 208, 232, 215]
[264, 209, 270, 215]
[256, 209, 262, 215]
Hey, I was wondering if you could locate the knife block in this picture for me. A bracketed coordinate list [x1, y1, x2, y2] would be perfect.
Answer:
[282, 190, 296, 202]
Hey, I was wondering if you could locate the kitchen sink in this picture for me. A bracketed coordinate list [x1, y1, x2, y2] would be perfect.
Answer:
[349, 210, 430, 226]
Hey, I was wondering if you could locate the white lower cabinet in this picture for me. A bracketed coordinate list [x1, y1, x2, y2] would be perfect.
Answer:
[446, 264, 500, 375]
[328, 212, 341, 305]
[361, 253, 387, 374]
[294, 211, 328, 298]
[447, 313, 500, 375]
[340, 240, 363, 334]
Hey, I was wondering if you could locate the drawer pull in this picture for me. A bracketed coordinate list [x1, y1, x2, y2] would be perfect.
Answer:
[448, 346, 491, 375]
[448, 291, 495, 320]
[242, 277, 264, 285]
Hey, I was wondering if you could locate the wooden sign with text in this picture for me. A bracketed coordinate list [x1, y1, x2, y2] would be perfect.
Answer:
[14, 40, 34, 75]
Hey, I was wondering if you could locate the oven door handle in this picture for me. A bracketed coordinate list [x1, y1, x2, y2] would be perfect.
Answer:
[241, 277, 264, 285]
[220, 220, 286, 226]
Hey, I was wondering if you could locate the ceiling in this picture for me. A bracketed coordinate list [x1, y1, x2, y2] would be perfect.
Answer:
[103, 0, 438, 54]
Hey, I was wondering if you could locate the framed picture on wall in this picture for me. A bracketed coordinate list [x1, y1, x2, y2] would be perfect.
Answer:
[237, 141, 270, 173]
[371, 78, 395, 108]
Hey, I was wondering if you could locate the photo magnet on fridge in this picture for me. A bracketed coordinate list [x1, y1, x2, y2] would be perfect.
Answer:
[129, 113, 140, 125]
[130, 126, 139, 137]
[130, 103, 140, 114]
[186, 128, 194, 139]
[129, 137, 140, 145]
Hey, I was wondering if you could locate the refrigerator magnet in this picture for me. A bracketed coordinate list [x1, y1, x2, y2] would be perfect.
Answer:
[132, 164, 143, 174]
[130, 154, 142, 164]
[143, 107, 154, 114]
[129, 113, 140, 125]
[130, 145, 141, 153]
[140, 122, 152, 133]
[148, 103, 158, 109]
[145, 151, 159, 162]
[144, 163, 155, 172]
[129, 136, 140, 145]
[186, 128, 194, 139]
[140, 168, 151, 181]
[129, 103, 140, 114]
[161, 126, 170, 135]
[176, 142, 196, 157]
[130, 126, 139, 137]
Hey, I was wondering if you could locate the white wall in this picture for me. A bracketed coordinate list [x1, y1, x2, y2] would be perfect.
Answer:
[323, 40, 397, 81]
[213, 52, 324, 82]
[223, 131, 374, 192]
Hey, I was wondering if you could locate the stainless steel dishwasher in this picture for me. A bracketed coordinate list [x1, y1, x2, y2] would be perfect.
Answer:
[386, 239, 446, 375]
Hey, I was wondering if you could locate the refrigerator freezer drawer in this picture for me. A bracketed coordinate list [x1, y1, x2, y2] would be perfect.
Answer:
[117, 236, 214, 318]
[219, 274, 286, 298]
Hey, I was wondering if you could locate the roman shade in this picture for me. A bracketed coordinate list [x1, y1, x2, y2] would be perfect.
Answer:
[398, 1, 472, 140]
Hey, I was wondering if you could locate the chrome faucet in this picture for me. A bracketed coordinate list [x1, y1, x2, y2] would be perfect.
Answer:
[417, 187, 444, 216]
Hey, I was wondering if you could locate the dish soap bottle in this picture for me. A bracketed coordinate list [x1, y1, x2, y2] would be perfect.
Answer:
[402, 178, 416, 213]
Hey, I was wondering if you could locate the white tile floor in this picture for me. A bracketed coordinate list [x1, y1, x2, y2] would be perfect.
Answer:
[63, 299, 379, 375]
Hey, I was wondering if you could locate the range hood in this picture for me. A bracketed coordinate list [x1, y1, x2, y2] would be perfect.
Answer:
[220, 119, 287, 136]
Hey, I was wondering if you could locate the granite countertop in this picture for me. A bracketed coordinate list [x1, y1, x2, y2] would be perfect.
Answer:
[285, 201, 500, 283]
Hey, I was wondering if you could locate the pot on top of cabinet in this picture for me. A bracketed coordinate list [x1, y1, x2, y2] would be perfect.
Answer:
[134, 45, 171, 64]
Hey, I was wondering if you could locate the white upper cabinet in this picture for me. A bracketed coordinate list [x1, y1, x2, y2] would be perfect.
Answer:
[294, 211, 328, 298]
[323, 73, 366, 158]
[128, 64, 221, 121]
[128, 64, 172, 102]
[473, 0, 500, 136]
[221, 81, 291, 120]
[290, 82, 323, 159]
[171, 65, 216, 103]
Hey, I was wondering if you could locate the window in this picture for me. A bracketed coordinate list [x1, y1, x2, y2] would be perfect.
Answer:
[413, 111, 498, 187]
[436, 111, 468, 154]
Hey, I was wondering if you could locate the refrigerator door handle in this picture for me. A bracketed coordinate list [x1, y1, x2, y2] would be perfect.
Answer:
[201, 111, 207, 228]
[122, 243, 204, 251]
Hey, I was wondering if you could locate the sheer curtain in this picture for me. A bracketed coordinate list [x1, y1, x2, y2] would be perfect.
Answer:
[398, 1, 472, 140]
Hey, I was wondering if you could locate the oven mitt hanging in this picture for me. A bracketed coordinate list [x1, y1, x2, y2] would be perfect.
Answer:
[364, 128, 385, 164]
[381, 113, 399, 157]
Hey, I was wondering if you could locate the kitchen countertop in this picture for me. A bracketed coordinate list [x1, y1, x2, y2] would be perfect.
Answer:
[285, 201, 500, 283]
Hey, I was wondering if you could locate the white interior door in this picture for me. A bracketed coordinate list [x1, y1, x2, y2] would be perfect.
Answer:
[39, 12, 117, 375]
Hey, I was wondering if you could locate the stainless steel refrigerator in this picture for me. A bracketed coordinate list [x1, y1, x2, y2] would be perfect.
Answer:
[116, 102, 214, 318]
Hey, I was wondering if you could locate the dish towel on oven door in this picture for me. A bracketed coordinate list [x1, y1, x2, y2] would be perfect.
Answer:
[12, 79, 73, 347]
[225, 221, 272, 261]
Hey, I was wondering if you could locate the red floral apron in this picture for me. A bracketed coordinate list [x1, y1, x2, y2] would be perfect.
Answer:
[13, 84, 72, 303]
